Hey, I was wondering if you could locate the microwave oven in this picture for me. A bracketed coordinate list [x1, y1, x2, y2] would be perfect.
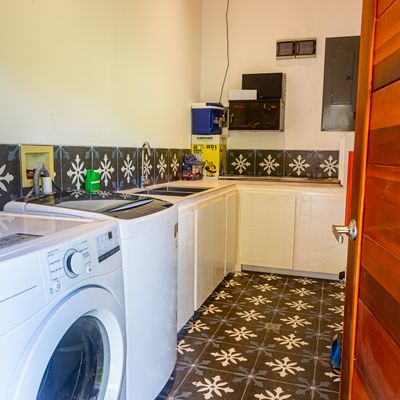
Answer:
[228, 100, 285, 131]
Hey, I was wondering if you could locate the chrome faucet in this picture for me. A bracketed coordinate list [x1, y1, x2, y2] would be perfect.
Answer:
[141, 141, 152, 188]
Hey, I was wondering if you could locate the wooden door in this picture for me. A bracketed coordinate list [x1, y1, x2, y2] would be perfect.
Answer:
[341, 0, 400, 398]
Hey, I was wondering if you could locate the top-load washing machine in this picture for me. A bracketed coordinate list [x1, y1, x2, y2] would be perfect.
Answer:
[5, 192, 178, 400]
[0, 212, 126, 400]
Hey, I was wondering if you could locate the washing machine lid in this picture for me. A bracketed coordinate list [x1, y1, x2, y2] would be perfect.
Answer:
[17, 191, 173, 220]
[0, 213, 92, 254]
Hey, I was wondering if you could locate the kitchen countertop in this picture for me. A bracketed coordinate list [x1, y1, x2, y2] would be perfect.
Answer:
[120, 177, 345, 205]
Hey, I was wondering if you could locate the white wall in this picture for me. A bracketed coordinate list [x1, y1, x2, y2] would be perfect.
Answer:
[0, 0, 201, 148]
[200, 0, 362, 150]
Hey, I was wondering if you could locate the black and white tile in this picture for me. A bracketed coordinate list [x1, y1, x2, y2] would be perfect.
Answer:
[92, 147, 118, 191]
[285, 150, 315, 178]
[167, 149, 181, 182]
[53, 146, 63, 191]
[154, 148, 169, 184]
[116, 147, 138, 190]
[61, 146, 92, 195]
[255, 150, 285, 177]
[315, 151, 340, 179]
[157, 272, 344, 399]
[227, 150, 256, 176]
[0, 144, 21, 210]
[138, 147, 154, 186]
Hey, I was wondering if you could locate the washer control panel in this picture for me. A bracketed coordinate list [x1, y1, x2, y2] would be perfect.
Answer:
[96, 228, 120, 263]
[47, 240, 90, 283]
[45, 225, 120, 298]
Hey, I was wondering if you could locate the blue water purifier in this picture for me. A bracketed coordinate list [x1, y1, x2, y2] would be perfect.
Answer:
[191, 102, 224, 134]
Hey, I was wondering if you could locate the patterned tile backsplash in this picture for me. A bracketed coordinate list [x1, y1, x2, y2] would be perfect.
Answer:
[0, 144, 339, 211]
[227, 149, 339, 179]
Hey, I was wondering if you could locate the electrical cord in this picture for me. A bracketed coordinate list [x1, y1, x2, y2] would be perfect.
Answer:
[218, 0, 230, 104]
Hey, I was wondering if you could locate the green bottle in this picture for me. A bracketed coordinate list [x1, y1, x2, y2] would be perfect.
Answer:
[85, 169, 101, 194]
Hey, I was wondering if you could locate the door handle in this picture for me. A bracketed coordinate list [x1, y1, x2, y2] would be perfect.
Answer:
[332, 219, 358, 244]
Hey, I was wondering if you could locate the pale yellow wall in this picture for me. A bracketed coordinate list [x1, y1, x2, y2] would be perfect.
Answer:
[201, 0, 362, 150]
[0, 0, 201, 148]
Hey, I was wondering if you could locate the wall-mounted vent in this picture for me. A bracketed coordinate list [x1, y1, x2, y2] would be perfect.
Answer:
[276, 39, 316, 59]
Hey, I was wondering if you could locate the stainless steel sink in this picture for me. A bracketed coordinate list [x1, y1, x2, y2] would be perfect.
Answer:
[137, 186, 211, 197]
[151, 186, 211, 193]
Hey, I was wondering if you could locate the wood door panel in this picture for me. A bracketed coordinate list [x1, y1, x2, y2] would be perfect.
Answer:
[373, 46, 400, 90]
[370, 79, 400, 130]
[368, 126, 400, 165]
[340, 0, 376, 396]
[359, 267, 400, 348]
[377, 0, 397, 16]
[352, 364, 371, 399]
[361, 235, 400, 304]
[355, 301, 400, 399]
[375, 0, 400, 51]
[364, 165, 400, 257]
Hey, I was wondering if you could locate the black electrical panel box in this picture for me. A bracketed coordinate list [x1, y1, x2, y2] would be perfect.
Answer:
[242, 73, 286, 100]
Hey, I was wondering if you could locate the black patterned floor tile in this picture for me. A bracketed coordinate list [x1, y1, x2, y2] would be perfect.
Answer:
[321, 302, 344, 319]
[264, 328, 318, 357]
[235, 293, 278, 313]
[286, 276, 325, 290]
[176, 336, 209, 364]
[169, 368, 247, 399]
[314, 360, 340, 393]
[179, 315, 221, 340]
[214, 321, 266, 346]
[271, 311, 320, 333]
[319, 317, 343, 335]
[323, 290, 345, 303]
[313, 389, 340, 400]
[156, 364, 193, 399]
[253, 349, 315, 387]
[209, 286, 243, 303]
[225, 307, 274, 328]
[196, 340, 258, 375]
[323, 280, 345, 292]
[243, 379, 308, 400]
[278, 297, 319, 316]
[171, 272, 342, 400]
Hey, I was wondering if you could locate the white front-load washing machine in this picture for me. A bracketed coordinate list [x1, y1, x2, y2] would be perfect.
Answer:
[0, 213, 126, 400]
[5, 192, 178, 400]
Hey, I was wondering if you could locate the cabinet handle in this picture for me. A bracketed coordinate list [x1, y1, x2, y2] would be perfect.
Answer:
[332, 219, 358, 244]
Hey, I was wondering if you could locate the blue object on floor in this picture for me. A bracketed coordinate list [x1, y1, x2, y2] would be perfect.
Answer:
[331, 333, 342, 369]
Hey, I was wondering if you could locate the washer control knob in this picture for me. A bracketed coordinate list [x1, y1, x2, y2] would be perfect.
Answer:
[64, 249, 85, 278]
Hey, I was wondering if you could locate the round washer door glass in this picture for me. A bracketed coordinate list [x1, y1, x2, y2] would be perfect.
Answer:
[37, 315, 110, 400]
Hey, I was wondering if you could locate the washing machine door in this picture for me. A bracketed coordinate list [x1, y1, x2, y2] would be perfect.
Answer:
[9, 287, 125, 400]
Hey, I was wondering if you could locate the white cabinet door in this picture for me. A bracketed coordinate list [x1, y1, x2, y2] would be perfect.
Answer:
[212, 197, 227, 290]
[294, 194, 347, 274]
[226, 191, 238, 274]
[195, 196, 227, 309]
[177, 209, 196, 331]
[195, 202, 213, 308]
[239, 190, 296, 269]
